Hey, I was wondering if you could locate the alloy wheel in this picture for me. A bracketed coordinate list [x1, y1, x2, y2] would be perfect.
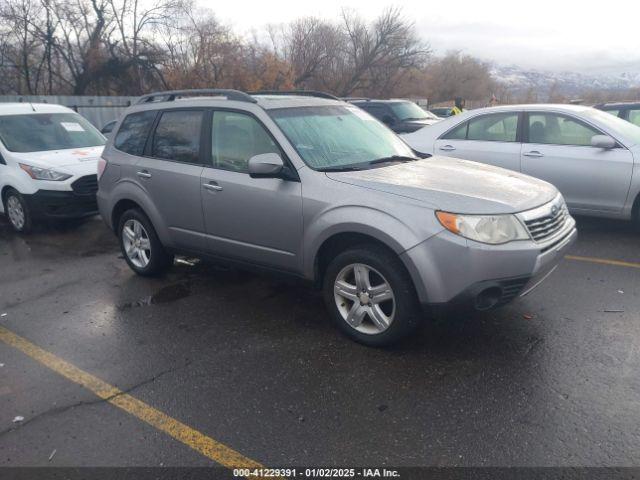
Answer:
[122, 219, 151, 268]
[333, 263, 395, 334]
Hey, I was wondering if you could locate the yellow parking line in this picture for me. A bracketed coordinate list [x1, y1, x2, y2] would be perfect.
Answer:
[0, 325, 263, 471]
[565, 255, 640, 269]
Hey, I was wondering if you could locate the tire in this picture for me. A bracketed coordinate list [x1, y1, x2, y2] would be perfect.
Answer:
[323, 244, 421, 347]
[117, 208, 173, 276]
[3, 188, 32, 233]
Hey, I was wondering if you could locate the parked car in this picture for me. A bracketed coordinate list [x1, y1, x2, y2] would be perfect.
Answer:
[349, 99, 441, 133]
[0, 103, 106, 232]
[595, 102, 640, 127]
[98, 89, 576, 346]
[402, 104, 640, 223]
[101, 120, 118, 137]
[429, 107, 454, 118]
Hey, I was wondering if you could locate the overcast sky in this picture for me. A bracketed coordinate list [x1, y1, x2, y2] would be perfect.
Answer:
[203, 0, 639, 75]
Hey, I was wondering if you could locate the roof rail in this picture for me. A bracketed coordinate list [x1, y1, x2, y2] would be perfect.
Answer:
[249, 90, 341, 101]
[136, 89, 257, 105]
[342, 97, 370, 102]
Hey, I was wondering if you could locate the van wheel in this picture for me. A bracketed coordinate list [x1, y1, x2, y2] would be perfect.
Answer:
[3, 188, 32, 233]
[118, 208, 173, 276]
[323, 245, 421, 347]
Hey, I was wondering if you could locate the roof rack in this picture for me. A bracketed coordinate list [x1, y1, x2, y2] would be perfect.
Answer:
[136, 89, 257, 105]
[342, 97, 370, 102]
[249, 90, 341, 101]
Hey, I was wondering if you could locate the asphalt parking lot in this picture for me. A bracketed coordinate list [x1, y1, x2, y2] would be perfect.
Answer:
[0, 214, 639, 470]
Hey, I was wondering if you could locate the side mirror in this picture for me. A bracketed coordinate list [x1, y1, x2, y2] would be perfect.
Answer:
[248, 153, 284, 178]
[382, 115, 396, 126]
[591, 135, 616, 149]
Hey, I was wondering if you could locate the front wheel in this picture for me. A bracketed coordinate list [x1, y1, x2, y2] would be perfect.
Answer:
[118, 208, 173, 276]
[3, 188, 32, 233]
[323, 245, 421, 347]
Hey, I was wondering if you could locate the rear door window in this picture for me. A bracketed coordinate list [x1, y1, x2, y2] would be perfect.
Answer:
[151, 110, 204, 164]
[114, 111, 157, 156]
[467, 113, 518, 142]
[442, 121, 468, 140]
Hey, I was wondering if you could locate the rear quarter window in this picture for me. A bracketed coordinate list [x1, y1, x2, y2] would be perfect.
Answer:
[114, 111, 157, 156]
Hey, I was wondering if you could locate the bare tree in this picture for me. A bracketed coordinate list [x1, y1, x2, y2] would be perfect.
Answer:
[106, 0, 184, 93]
[279, 17, 340, 88]
[334, 7, 429, 96]
[424, 51, 495, 103]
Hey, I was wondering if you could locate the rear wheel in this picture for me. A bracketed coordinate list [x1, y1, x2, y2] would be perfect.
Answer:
[323, 245, 421, 346]
[118, 208, 173, 276]
[3, 188, 32, 233]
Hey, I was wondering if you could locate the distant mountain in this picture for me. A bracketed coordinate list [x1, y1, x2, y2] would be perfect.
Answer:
[491, 65, 640, 99]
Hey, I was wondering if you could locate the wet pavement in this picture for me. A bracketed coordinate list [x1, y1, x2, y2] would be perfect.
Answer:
[0, 215, 639, 467]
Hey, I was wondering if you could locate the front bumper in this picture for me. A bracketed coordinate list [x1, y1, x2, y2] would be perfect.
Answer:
[24, 190, 98, 220]
[401, 216, 577, 314]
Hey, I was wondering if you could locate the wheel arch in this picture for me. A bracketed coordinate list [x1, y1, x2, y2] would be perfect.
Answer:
[312, 231, 402, 288]
[108, 185, 171, 245]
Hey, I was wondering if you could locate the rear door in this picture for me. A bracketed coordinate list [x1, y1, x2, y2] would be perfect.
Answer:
[434, 111, 522, 171]
[200, 110, 303, 272]
[134, 109, 207, 251]
[521, 111, 633, 213]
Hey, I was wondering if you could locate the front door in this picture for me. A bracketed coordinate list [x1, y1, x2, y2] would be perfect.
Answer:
[200, 110, 303, 272]
[521, 112, 633, 213]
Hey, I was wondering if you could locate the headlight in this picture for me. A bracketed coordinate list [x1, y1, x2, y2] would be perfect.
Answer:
[436, 211, 530, 244]
[19, 164, 72, 181]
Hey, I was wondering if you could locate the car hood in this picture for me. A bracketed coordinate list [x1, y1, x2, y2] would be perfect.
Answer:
[10, 145, 104, 168]
[325, 157, 558, 214]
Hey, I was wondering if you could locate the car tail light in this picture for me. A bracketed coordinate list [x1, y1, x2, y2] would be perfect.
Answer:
[97, 157, 107, 180]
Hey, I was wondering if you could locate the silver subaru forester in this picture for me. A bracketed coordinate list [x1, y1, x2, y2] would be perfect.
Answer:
[97, 89, 577, 346]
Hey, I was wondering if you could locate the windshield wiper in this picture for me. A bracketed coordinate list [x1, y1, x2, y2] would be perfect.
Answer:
[318, 165, 364, 172]
[402, 117, 427, 121]
[367, 155, 419, 166]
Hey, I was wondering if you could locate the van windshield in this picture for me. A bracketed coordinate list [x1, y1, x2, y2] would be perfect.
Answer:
[269, 105, 416, 171]
[0, 113, 105, 153]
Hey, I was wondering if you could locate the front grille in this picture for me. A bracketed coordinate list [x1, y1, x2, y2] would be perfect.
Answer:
[71, 175, 98, 195]
[524, 205, 568, 242]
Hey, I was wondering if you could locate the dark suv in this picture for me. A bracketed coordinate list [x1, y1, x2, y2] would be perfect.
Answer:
[595, 102, 640, 127]
[348, 99, 440, 133]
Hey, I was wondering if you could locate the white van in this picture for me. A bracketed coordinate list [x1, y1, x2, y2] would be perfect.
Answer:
[0, 103, 106, 232]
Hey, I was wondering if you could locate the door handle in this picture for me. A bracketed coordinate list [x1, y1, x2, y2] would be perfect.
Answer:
[136, 170, 152, 179]
[523, 151, 544, 158]
[439, 145, 456, 151]
[203, 181, 223, 192]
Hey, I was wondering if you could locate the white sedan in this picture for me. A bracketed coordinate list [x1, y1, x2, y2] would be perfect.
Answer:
[402, 104, 640, 222]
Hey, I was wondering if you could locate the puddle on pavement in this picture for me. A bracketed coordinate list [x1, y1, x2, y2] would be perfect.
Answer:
[117, 283, 192, 311]
[0, 217, 119, 261]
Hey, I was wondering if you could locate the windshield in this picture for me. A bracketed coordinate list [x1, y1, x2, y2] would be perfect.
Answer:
[0, 113, 105, 153]
[584, 108, 640, 146]
[269, 105, 415, 170]
[389, 102, 431, 121]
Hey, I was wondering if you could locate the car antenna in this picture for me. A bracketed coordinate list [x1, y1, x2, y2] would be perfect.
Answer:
[28, 101, 36, 112]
